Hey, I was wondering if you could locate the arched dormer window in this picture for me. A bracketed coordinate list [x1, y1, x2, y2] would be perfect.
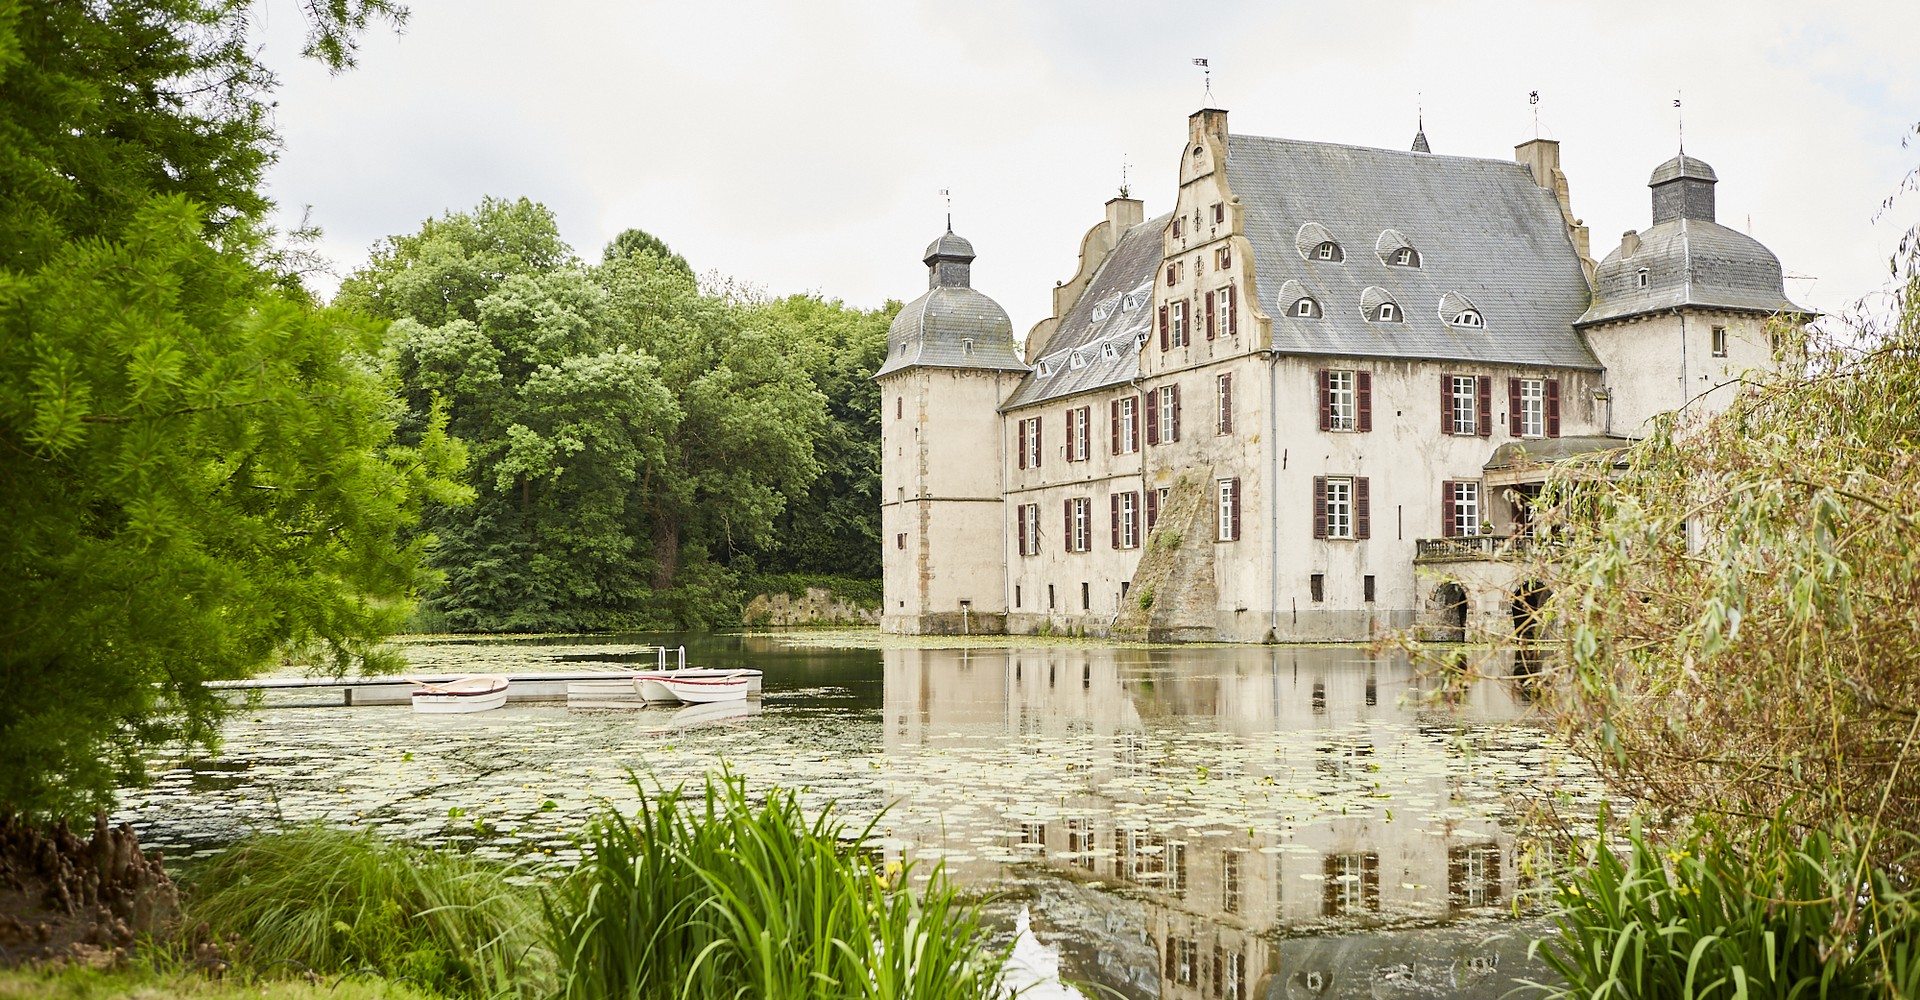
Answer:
[1392, 246, 1420, 267]
[1375, 229, 1420, 267]
[1439, 291, 1483, 329]
[1359, 285, 1400, 323]
[1291, 297, 1321, 318]
[1374, 302, 1400, 322]
[1315, 241, 1344, 262]
[1452, 309, 1483, 327]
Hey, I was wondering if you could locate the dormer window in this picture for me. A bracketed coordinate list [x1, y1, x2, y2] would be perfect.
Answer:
[1036, 360, 1055, 378]
[1315, 241, 1344, 262]
[1122, 288, 1149, 311]
[1101, 341, 1120, 360]
[962, 338, 974, 355]
[1391, 247, 1420, 267]
[1373, 302, 1400, 322]
[1636, 267, 1650, 288]
[1068, 350, 1087, 370]
[1452, 309, 1483, 328]
[1291, 297, 1321, 319]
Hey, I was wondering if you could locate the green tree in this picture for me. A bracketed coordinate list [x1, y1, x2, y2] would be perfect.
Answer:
[0, 0, 461, 815]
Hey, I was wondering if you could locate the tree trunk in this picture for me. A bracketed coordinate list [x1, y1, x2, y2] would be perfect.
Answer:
[650, 514, 679, 589]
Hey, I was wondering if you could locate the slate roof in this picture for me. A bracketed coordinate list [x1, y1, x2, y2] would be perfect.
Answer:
[1226, 135, 1602, 369]
[875, 231, 1028, 379]
[1578, 218, 1806, 326]
[1000, 214, 1171, 410]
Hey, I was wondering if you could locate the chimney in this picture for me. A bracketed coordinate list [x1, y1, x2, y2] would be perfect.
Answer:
[1105, 196, 1144, 234]
[1515, 138, 1595, 282]
[1620, 230, 1641, 257]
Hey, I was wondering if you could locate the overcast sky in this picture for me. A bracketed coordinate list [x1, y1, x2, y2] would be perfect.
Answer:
[258, 1, 1920, 335]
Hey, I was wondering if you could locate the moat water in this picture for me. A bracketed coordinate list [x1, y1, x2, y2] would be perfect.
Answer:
[113, 632, 1609, 999]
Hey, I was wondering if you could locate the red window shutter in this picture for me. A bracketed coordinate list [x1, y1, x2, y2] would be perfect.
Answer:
[1145, 389, 1160, 445]
[1546, 379, 1561, 437]
[1205, 290, 1217, 340]
[1159, 305, 1169, 351]
[1355, 477, 1370, 540]
[1166, 263, 1176, 287]
[1017, 507, 1028, 554]
[1131, 396, 1141, 451]
[1227, 284, 1238, 336]
[1357, 371, 1373, 432]
[1508, 378, 1523, 436]
[1171, 384, 1182, 441]
[1229, 477, 1242, 540]
[1440, 374, 1454, 435]
[1312, 477, 1328, 539]
[1064, 412, 1073, 461]
[1441, 481, 1456, 538]
[1017, 420, 1027, 469]
[1111, 493, 1121, 549]
[1477, 376, 1493, 436]
[1224, 247, 1233, 269]
[1318, 369, 1332, 431]
[1110, 399, 1120, 454]
[1146, 487, 1158, 530]
[1064, 500, 1074, 552]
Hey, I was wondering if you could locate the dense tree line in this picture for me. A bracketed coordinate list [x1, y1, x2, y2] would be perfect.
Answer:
[337, 201, 894, 632]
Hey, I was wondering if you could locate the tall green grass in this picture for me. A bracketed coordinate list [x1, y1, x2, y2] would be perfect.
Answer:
[1532, 818, 1919, 999]
[189, 825, 545, 998]
[544, 771, 1004, 1000]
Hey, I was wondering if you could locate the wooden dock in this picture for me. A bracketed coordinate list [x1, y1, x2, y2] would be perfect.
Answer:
[208, 670, 644, 707]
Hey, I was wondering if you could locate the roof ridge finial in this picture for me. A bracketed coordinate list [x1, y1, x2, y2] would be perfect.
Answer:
[1674, 90, 1685, 156]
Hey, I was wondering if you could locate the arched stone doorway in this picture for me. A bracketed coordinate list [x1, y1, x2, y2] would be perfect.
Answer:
[1434, 581, 1468, 642]
[1510, 580, 1551, 643]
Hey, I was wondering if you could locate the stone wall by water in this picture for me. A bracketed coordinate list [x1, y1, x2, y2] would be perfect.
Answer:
[743, 586, 880, 627]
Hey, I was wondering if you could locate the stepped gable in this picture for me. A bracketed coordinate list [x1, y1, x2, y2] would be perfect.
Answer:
[1226, 135, 1600, 369]
[1578, 153, 1806, 326]
[875, 230, 1028, 378]
[1001, 214, 1171, 409]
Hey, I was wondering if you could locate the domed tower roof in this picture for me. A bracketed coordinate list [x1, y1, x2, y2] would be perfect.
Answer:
[1578, 152, 1807, 327]
[875, 230, 1027, 378]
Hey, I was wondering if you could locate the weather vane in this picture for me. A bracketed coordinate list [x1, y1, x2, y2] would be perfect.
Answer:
[1193, 57, 1211, 104]
[1119, 155, 1132, 199]
[938, 188, 951, 232]
[1529, 90, 1540, 138]
[1674, 91, 1685, 155]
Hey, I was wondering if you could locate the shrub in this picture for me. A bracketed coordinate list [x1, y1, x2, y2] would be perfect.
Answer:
[1136, 584, 1155, 610]
[544, 772, 1002, 1000]
[1533, 817, 1920, 999]
[189, 826, 544, 997]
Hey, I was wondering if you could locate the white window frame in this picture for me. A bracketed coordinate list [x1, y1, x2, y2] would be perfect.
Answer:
[1328, 369, 1356, 431]
[1460, 846, 1493, 908]
[1454, 309, 1483, 327]
[1216, 372, 1232, 434]
[1317, 241, 1337, 261]
[1216, 478, 1236, 542]
[1519, 378, 1545, 438]
[1170, 300, 1186, 346]
[1067, 406, 1090, 461]
[1119, 491, 1138, 548]
[1020, 503, 1040, 556]
[1020, 418, 1041, 468]
[1450, 375, 1477, 435]
[1331, 853, 1368, 913]
[1117, 397, 1138, 454]
[1711, 325, 1728, 357]
[1292, 297, 1318, 318]
[1157, 385, 1177, 442]
[1324, 477, 1353, 540]
[1394, 246, 1414, 266]
[1071, 497, 1091, 552]
[1376, 302, 1398, 322]
[1452, 480, 1481, 536]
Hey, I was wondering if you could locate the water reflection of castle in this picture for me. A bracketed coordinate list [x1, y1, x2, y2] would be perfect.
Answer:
[880, 646, 1565, 999]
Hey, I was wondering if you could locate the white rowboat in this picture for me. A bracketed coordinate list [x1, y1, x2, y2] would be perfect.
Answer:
[408, 675, 510, 714]
[661, 673, 751, 704]
[633, 668, 763, 704]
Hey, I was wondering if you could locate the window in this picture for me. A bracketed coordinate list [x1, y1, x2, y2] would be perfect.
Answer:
[1506, 376, 1560, 438]
[1374, 301, 1400, 322]
[1313, 475, 1370, 540]
[1081, 581, 1089, 610]
[1147, 486, 1167, 530]
[1221, 949, 1245, 1000]
[1016, 417, 1042, 469]
[1636, 267, 1650, 288]
[1316, 240, 1343, 261]
[1203, 285, 1237, 339]
[1452, 309, 1483, 327]
[1516, 378, 1545, 437]
[1211, 202, 1224, 226]
[1169, 300, 1187, 346]
[1323, 853, 1381, 916]
[895, 396, 902, 419]
[1112, 396, 1139, 454]
[896, 533, 905, 550]
[1392, 246, 1420, 267]
[1309, 573, 1325, 602]
[1065, 497, 1091, 552]
[1166, 937, 1197, 986]
[1222, 849, 1243, 913]
[1067, 819, 1095, 871]
[1014, 585, 1021, 608]
[1067, 350, 1086, 370]
[1444, 480, 1481, 537]
[1363, 575, 1376, 603]
[1712, 325, 1728, 357]
[1216, 373, 1233, 434]
[1016, 503, 1040, 556]
[1217, 477, 1241, 541]
[1149, 384, 1181, 443]
[1444, 374, 1490, 436]
[1172, 217, 1183, 240]
[1291, 296, 1320, 318]
[1449, 844, 1503, 911]
[1321, 369, 1363, 432]
[1065, 406, 1091, 462]
[1216, 246, 1231, 269]
[1112, 491, 1140, 549]
[1048, 584, 1055, 609]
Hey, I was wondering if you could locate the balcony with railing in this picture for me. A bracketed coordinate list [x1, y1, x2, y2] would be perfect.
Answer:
[1413, 534, 1539, 563]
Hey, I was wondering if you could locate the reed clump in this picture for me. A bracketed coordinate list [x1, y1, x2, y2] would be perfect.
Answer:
[544, 771, 1003, 1000]
[188, 825, 545, 998]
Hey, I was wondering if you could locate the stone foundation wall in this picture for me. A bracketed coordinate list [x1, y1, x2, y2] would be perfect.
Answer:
[744, 586, 881, 627]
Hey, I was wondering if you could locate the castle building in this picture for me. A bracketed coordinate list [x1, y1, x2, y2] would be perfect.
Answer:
[877, 108, 1804, 642]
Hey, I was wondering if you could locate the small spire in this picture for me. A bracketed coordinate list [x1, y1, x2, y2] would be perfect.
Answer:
[1674, 90, 1685, 156]
[1411, 98, 1430, 153]
[938, 188, 952, 233]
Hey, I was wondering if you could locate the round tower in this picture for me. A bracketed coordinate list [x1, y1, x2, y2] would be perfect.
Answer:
[876, 230, 1028, 635]
[1575, 152, 1807, 436]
